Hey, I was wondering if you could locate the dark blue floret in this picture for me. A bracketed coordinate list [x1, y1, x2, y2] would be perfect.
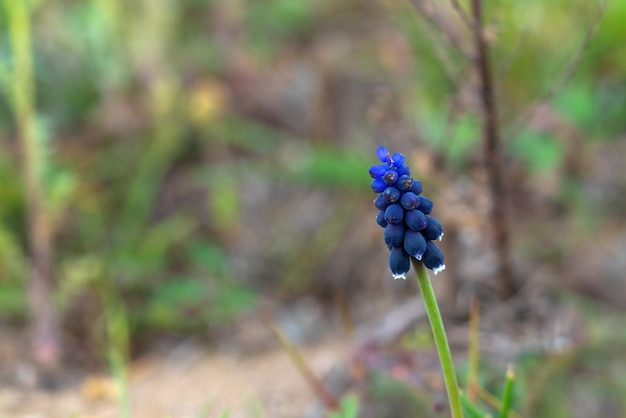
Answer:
[400, 192, 420, 210]
[369, 146, 445, 277]
[410, 180, 423, 195]
[389, 247, 410, 279]
[397, 164, 410, 177]
[416, 196, 433, 214]
[405, 209, 427, 231]
[404, 230, 427, 260]
[397, 175, 413, 192]
[369, 164, 388, 179]
[422, 216, 443, 241]
[374, 193, 391, 210]
[382, 187, 400, 203]
[383, 170, 398, 185]
[422, 241, 445, 274]
[376, 210, 387, 228]
[371, 178, 387, 193]
[384, 223, 405, 248]
[384, 204, 404, 224]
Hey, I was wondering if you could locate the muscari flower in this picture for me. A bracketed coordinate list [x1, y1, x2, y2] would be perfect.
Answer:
[370, 146, 445, 279]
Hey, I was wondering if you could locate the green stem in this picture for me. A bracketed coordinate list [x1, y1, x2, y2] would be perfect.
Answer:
[412, 259, 463, 418]
[498, 365, 515, 418]
[461, 393, 487, 418]
[4, 0, 61, 367]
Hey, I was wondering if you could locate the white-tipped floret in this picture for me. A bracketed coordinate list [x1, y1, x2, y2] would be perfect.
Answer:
[392, 273, 407, 280]
[432, 264, 446, 275]
[438, 232, 444, 241]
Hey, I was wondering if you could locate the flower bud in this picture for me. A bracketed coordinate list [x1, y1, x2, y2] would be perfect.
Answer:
[371, 178, 387, 193]
[404, 230, 427, 260]
[397, 165, 411, 177]
[389, 246, 410, 279]
[374, 193, 391, 210]
[405, 209, 427, 231]
[384, 223, 405, 248]
[417, 196, 433, 214]
[400, 192, 420, 210]
[422, 241, 445, 275]
[391, 152, 405, 167]
[397, 175, 413, 192]
[422, 216, 443, 241]
[376, 210, 387, 228]
[376, 146, 390, 163]
[410, 180, 423, 195]
[369, 164, 387, 179]
[382, 187, 400, 203]
[383, 170, 398, 185]
[384, 204, 404, 224]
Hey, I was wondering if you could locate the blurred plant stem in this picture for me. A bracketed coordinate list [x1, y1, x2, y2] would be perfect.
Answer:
[498, 365, 515, 418]
[476, 384, 521, 418]
[412, 259, 463, 418]
[469, 0, 518, 299]
[99, 276, 131, 418]
[460, 393, 486, 418]
[268, 314, 340, 412]
[467, 298, 480, 402]
[3, 0, 62, 368]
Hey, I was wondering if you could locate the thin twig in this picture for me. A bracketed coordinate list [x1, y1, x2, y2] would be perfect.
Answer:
[265, 312, 340, 411]
[407, 0, 471, 56]
[402, 0, 471, 95]
[418, 18, 463, 84]
[496, 26, 529, 82]
[508, 0, 609, 137]
[449, 0, 473, 31]
[470, 0, 517, 299]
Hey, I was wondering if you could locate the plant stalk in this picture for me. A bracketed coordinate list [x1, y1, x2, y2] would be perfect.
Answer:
[469, 0, 517, 299]
[268, 318, 340, 411]
[4, 0, 62, 368]
[467, 298, 480, 402]
[498, 365, 515, 418]
[412, 259, 463, 418]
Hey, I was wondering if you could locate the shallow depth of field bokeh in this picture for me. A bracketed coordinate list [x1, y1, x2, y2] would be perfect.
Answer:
[1, 0, 626, 417]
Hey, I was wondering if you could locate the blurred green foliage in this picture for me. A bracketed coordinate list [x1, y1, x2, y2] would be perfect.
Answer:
[0, 0, 623, 392]
[329, 394, 360, 418]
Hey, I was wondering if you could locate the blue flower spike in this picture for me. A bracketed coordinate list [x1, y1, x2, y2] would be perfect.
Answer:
[369, 146, 445, 278]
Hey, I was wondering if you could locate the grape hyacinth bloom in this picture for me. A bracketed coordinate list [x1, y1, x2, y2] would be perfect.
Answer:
[370, 146, 445, 279]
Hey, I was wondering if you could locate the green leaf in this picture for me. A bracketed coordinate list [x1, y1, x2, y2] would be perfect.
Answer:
[511, 130, 564, 172]
[447, 114, 480, 167]
[329, 394, 360, 418]
[554, 85, 595, 129]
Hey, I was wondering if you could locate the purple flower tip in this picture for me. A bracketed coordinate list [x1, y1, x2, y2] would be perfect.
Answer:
[376, 146, 390, 163]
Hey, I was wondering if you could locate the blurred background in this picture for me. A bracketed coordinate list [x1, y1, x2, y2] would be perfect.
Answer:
[1, 0, 626, 417]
